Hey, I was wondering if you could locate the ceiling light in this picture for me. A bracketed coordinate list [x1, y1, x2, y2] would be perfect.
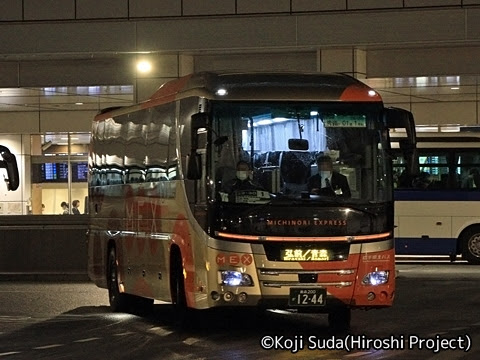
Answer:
[75, 102, 84, 105]
[136, 60, 152, 74]
[451, 87, 460, 90]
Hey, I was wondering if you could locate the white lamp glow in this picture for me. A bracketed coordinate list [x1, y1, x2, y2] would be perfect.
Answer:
[136, 60, 152, 73]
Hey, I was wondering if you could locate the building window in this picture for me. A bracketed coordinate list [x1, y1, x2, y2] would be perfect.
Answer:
[30, 132, 90, 215]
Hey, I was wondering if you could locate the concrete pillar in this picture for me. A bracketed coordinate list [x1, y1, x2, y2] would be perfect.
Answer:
[317, 49, 367, 79]
[179, 55, 194, 77]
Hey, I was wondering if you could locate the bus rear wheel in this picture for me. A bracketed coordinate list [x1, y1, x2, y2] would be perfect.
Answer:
[171, 253, 188, 327]
[328, 307, 351, 331]
[107, 247, 130, 312]
[461, 227, 480, 265]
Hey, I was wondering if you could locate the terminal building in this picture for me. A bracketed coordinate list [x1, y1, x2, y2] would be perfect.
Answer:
[1, 1, 480, 215]
[1, 0, 480, 287]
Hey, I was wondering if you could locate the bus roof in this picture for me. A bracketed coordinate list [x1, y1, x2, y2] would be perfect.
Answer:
[95, 71, 382, 120]
[391, 129, 480, 149]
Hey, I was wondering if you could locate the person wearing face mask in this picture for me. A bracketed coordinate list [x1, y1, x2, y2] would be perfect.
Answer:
[307, 155, 351, 198]
[222, 160, 263, 193]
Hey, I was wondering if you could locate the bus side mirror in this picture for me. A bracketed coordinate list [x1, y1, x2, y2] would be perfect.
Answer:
[187, 113, 208, 180]
[384, 107, 416, 146]
[384, 107, 418, 177]
[0, 145, 19, 191]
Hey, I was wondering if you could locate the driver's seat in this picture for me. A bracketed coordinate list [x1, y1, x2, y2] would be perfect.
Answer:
[280, 151, 310, 195]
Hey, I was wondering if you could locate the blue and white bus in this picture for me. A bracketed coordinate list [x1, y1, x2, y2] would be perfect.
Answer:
[392, 127, 480, 264]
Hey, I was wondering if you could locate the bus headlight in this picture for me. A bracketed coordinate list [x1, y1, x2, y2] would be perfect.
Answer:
[219, 271, 253, 286]
[362, 270, 389, 286]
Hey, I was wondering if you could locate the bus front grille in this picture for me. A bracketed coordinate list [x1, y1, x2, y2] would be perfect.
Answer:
[259, 268, 355, 288]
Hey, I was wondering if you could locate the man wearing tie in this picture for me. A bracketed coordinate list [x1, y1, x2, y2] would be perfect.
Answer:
[307, 155, 351, 198]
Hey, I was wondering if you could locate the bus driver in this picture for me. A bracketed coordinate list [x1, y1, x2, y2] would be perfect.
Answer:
[222, 160, 263, 193]
[307, 155, 351, 198]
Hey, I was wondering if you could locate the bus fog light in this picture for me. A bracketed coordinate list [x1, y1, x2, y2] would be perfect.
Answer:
[367, 292, 376, 301]
[219, 271, 253, 286]
[238, 292, 248, 303]
[211, 291, 221, 301]
[223, 291, 234, 302]
[362, 270, 389, 286]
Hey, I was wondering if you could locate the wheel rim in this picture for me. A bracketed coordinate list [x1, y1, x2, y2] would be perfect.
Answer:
[468, 233, 480, 258]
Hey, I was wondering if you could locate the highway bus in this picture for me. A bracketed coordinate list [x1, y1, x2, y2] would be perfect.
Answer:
[87, 72, 416, 329]
[392, 127, 480, 264]
[0, 145, 19, 192]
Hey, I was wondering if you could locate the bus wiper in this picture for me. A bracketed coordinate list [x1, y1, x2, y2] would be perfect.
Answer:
[309, 195, 378, 216]
[344, 204, 377, 217]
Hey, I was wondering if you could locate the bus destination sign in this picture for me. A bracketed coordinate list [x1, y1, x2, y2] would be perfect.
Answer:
[324, 115, 366, 128]
[281, 248, 329, 261]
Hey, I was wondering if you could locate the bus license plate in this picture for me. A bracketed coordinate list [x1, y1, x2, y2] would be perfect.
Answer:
[289, 288, 326, 306]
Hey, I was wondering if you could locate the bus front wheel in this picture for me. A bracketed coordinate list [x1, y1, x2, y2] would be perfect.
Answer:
[461, 227, 480, 265]
[170, 252, 188, 326]
[107, 247, 130, 312]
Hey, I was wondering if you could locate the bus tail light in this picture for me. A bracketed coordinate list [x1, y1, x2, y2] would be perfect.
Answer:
[219, 271, 253, 286]
[362, 270, 389, 286]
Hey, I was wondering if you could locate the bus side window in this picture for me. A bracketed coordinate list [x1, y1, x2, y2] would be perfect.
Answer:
[461, 168, 480, 189]
[126, 168, 145, 183]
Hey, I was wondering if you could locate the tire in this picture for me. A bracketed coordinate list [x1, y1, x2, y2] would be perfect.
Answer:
[171, 253, 188, 327]
[328, 307, 351, 331]
[129, 295, 154, 316]
[107, 247, 130, 312]
[461, 227, 480, 265]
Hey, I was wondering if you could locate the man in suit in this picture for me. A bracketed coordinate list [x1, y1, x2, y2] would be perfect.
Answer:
[307, 155, 351, 198]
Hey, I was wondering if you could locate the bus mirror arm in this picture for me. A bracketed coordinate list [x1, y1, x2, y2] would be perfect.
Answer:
[383, 107, 416, 147]
[400, 142, 419, 178]
[186, 152, 202, 180]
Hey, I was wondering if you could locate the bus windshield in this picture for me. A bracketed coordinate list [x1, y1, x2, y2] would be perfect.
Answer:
[210, 101, 391, 206]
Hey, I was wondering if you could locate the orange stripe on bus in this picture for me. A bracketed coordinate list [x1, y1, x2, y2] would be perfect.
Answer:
[216, 231, 391, 242]
[142, 74, 194, 108]
[340, 84, 382, 102]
